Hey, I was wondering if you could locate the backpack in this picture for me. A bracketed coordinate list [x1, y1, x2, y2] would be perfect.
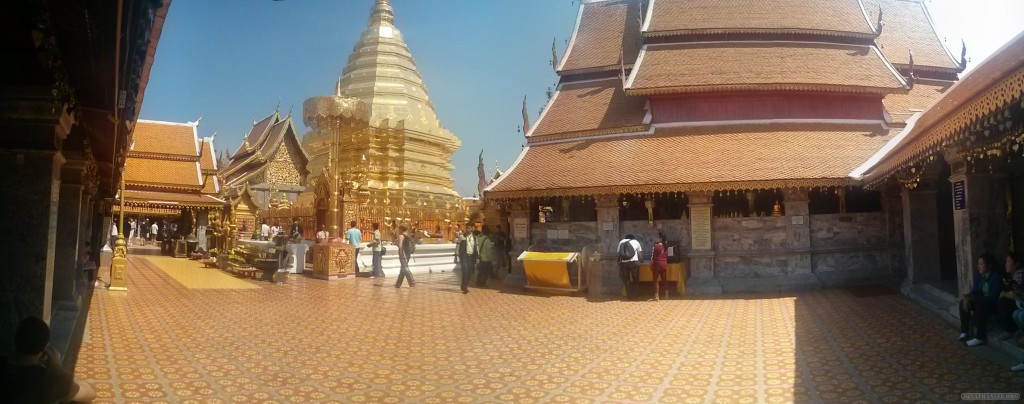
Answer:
[618, 240, 636, 261]
[456, 237, 468, 256]
[403, 235, 417, 256]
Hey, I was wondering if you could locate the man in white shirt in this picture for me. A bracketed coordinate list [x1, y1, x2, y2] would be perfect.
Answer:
[150, 222, 158, 245]
[617, 234, 643, 300]
[261, 220, 271, 241]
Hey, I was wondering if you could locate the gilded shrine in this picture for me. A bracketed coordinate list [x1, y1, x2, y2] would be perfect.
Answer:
[301, 0, 465, 240]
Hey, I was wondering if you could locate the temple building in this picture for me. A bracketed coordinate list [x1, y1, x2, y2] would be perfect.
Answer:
[302, 0, 465, 239]
[486, 0, 967, 294]
[0, 0, 169, 365]
[118, 119, 224, 249]
[860, 31, 1024, 310]
[220, 109, 311, 238]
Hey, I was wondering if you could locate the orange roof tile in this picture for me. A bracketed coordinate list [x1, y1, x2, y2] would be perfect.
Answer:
[863, 0, 961, 71]
[646, 0, 876, 37]
[882, 80, 952, 124]
[199, 140, 217, 171]
[124, 158, 201, 189]
[559, 0, 643, 74]
[131, 120, 198, 156]
[531, 78, 648, 139]
[628, 42, 907, 95]
[489, 123, 894, 197]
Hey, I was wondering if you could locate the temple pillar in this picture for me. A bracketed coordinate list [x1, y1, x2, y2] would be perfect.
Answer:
[503, 200, 530, 288]
[53, 160, 87, 309]
[593, 194, 621, 296]
[948, 157, 1010, 294]
[195, 210, 209, 251]
[783, 188, 813, 276]
[0, 150, 65, 352]
[900, 185, 941, 288]
[685, 191, 721, 294]
[881, 183, 906, 280]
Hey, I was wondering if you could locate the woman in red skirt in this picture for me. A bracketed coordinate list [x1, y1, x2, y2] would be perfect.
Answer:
[651, 232, 669, 301]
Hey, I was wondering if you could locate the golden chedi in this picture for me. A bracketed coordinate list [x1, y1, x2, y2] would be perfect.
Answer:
[303, 0, 464, 239]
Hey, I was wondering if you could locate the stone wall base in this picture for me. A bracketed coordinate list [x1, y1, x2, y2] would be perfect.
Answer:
[717, 274, 820, 294]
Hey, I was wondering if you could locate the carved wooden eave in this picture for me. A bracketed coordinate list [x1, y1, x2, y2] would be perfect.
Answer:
[486, 177, 857, 200]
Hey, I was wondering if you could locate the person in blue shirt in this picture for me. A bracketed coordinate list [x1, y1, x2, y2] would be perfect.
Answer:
[960, 254, 1003, 346]
[345, 221, 362, 275]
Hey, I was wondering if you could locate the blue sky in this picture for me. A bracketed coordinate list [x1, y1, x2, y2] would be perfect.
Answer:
[141, 0, 1022, 196]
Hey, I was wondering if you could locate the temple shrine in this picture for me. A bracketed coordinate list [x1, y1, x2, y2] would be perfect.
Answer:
[301, 0, 466, 240]
[486, 0, 969, 294]
[118, 119, 224, 251]
[220, 108, 311, 239]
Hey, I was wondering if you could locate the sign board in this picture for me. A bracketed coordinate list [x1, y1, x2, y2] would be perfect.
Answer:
[791, 215, 805, 225]
[558, 229, 570, 239]
[602, 221, 614, 231]
[690, 205, 712, 250]
[953, 180, 967, 211]
[513, 218, 528, 239]
[546, 229, 558, 239]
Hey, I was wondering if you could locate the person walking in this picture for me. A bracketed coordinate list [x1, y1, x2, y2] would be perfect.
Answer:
[617, 234, 642, 300]
[370, 223, 384, 278]
[651, 233, 669, 301]
[395, 224, 416, 288]
[457, 225, 478, 293]
[476, 227, 497, 287]
[346, 221, 363, 275]
[149, 221, 158, 246]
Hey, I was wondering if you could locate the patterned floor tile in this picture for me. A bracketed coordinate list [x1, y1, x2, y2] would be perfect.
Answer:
[74, 257, 1024, 402]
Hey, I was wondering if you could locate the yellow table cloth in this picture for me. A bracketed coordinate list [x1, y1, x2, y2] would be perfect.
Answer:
[637, 262, 687, 295]
[519, 251, 578, 290]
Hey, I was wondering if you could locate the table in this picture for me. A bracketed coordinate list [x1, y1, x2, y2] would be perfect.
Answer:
[638, 262, 687, 295]
[519, 251, 585, 292]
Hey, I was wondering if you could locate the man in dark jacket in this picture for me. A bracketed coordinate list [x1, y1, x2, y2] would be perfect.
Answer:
[960, 254, 1004, 346]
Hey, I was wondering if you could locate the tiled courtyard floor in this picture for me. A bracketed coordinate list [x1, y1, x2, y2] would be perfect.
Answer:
[74, 257, 1024, 403]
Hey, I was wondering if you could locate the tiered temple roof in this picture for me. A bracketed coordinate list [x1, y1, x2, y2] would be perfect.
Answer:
[121, 120, 223, 213]
[493, 124, 894, 197]
[627, 42, 907, 95]
[558, 0, 643, 75]
[644, 0, 877, 38]
[221, 110, 310, 189]
[530, 78, 649, 139]
[863, 0, 962, 73]
[488, 0, 961, 199]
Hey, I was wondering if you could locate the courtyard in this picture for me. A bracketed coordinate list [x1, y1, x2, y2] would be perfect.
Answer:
[73, 257, 1024, 403]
